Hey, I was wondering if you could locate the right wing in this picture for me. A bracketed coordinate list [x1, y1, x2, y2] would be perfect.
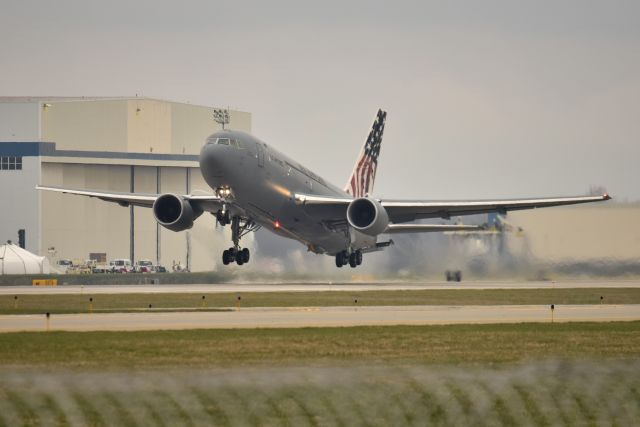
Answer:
[36, 185, 223, 212]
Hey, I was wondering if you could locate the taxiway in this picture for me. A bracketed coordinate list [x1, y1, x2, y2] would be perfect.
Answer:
[1, 279, 639, 295]
[1, 304, 638, 332]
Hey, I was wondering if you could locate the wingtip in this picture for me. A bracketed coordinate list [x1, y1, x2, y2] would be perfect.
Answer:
[603, 192, 612, 201]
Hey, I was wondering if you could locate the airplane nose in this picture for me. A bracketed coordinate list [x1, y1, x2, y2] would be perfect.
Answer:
[199, 143, 226, 180]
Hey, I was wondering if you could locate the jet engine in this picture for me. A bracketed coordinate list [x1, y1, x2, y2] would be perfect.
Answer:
[153, 194, 203, 232]
[346, 197, 389, 236]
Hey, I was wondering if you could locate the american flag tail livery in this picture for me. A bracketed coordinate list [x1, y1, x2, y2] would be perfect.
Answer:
[344, 109, 386, 198]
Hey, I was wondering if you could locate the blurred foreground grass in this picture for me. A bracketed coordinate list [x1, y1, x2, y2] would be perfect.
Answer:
[2, 287, 639, 314]
[0, 361, 639, 426]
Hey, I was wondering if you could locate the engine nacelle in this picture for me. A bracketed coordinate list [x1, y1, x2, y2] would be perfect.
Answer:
[346, 197, 389, 236]
[153, 194, 203, 232]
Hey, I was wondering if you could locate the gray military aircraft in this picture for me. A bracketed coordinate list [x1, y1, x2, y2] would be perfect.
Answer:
[37, 109, 610, 268]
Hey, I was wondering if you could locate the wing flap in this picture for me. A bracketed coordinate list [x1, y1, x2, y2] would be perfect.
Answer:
[384, 224, 482, 233]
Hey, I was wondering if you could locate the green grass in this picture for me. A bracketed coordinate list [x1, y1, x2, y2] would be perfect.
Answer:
[1, 323, 639, 425]
[1, 288, 637, 314]
[0, 322, 639, 369]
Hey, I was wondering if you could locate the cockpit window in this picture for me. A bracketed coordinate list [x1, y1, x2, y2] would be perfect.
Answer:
[206, 137, 246, 149]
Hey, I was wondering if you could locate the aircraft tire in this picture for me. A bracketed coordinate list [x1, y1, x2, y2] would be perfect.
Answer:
[349, 253, 357, 268]
[356, 251, 363, 265]
[242, 248, 250, 263]
[222, 250, 230, 265]
[335, 254, 343, 268]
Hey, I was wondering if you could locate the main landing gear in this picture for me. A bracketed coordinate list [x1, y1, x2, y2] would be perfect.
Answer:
[222, 247, 250, 266]
[335, 250, 363, 268]
[217, 212, 260, 266]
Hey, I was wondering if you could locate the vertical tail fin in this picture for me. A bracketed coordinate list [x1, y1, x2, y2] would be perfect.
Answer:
[345, 109, 386, 198]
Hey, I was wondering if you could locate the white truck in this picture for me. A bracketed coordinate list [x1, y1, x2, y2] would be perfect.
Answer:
[109, 259, 133, 273]
[133, 260, 154, 273]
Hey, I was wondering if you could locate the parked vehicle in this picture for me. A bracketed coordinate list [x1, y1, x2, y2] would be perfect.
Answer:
[109, 259, 133, 273]
[134, 260, 154, 273]
[55, 259, 73, 273]
[92, 264, 109, 274]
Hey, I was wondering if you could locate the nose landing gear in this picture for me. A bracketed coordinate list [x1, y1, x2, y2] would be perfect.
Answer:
[216, 209, 231, 226]
[220, 215, 260, 266]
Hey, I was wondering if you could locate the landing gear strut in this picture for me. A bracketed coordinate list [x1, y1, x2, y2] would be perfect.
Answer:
[221, 215, 260, 266]
[335, 250, 363, 268]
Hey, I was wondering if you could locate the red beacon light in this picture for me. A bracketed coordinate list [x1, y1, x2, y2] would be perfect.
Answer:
[274, 220, 281, 230]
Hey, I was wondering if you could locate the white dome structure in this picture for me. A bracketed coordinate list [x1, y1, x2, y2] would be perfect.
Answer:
[0, 243, 50, 275]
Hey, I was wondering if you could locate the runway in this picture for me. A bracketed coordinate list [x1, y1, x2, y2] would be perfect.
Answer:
[1, 279, 639, 295]
[1, 304, 638, 332]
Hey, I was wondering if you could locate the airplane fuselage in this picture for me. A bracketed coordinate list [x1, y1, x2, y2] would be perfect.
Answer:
[199, 130, 372, 255]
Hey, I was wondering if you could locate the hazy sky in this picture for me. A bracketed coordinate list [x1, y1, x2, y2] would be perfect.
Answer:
[2, 0, 639, 200]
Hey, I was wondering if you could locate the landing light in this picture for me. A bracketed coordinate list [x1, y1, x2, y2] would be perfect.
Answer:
[216, 187, 232, 198]
[274, 220, 281, 230]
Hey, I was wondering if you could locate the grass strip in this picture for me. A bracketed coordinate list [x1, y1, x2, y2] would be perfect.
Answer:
[0, 321, 638, 369]
[1, 288, 638, 314]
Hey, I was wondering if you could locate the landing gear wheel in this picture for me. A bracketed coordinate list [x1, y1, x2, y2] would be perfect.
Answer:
[356, 250, 363, 266]
[236, 255, 244, 266]
[222, 250, 230, 265]
[216, 210, 231, 226]
[349, 253, 357, 268]
[241, 248, 250, 263]
[335, 251, 349, 268]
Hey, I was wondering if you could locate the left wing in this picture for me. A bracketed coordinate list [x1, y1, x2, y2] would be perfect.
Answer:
[295, 193, 611, 223]
[36, 185, 223, 212]
[381, 194, 611, 223]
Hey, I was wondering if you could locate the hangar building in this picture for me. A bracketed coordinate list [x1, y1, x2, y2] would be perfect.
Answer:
[0, 97, 251, 271]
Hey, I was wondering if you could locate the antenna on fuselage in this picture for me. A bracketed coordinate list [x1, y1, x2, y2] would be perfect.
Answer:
[213, 108, 230, 130]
